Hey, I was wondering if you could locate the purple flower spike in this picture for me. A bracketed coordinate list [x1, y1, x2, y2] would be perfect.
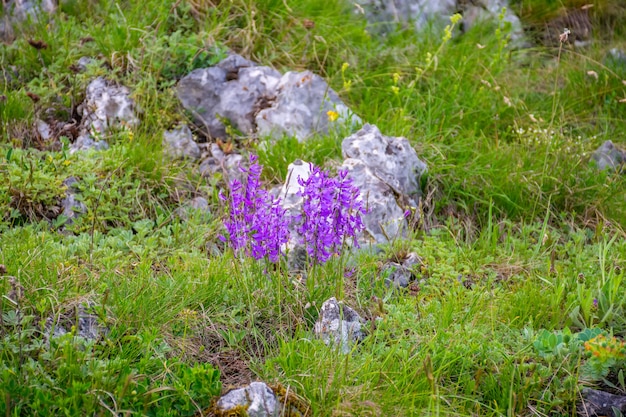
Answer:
[295, 164, 366, 264]
[222, 155, 290, 262]
[221, 156, 366, 266]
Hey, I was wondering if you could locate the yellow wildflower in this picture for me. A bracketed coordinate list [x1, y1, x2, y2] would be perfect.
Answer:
[327, 110, 339, 122]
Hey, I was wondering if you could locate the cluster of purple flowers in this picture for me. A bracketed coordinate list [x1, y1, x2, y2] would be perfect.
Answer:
[294, 165, 366, 263]
[220, 155, 290, 263]
[220, 155, 366, 264]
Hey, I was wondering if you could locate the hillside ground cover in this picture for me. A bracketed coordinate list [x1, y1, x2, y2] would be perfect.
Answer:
[1, 0, 626, 415]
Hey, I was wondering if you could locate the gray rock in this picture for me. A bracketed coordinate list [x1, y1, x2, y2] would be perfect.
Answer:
[383, 262, 411, 288]
[278, 160, 313, 256]
[177, 67, 228, 138]
[220, 66, 282, 135]
[591, 140, 625, 172]
[354, 0, 456, 34]
[279, 159, 311, 214]
[74, 56, 97, 72]
[175, 196, 211, 221]
[342, 123, 427, 207]
[177, 60, 281, 139]
[163, 124, 201, 160]
[44, 300, 108, 342]
[383, 252, 422, 288]
[69, 133, 109, 154]
[463, 0, 524, 45]
[61, 192, 87, 225]
[199, 143, 244, 182]
[355, 0, 523, 44]
[314, 297, 364, 354]
[256, 70, 361, 141]
[287, 245, 308, 277]
[216, 382, 279, 417]
[60, 177, 86, 225]
[340, 158, 407, 244]
[178, 54, 360, 141]
[215, 53, 258, 73]
[36, 119, 52, 140]
[1, 0, 58, 42]
[77, 301, 103, 340]
[78, 77, 139, 134]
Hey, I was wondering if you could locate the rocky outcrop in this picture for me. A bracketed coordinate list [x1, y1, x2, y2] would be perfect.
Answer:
[341, 124, 427, 243]
[178, 54, 360, 141]
[78, 77, 139, 134]
[354, 0, 523, 45]
[314, 297, 365, 354]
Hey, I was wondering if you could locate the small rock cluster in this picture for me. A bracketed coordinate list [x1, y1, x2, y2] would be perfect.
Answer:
[1, 0, 58, 42]
[177, 53, 361, 142]
[313, 297, 365, 354]
[44, 300, 108, 342]
[214, 297, 367, 415]
[591, 140, 626, 173]
[354, 0, 524, 46]
[382, 251, 423, 288]
[278, 124, 428, 247]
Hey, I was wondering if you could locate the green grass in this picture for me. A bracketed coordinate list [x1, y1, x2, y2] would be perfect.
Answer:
[1, 0, 626, 415]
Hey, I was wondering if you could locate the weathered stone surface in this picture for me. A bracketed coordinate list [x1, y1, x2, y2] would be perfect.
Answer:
[78, 77, 139, 134]
[36, 119, 52, 141]
[215, 53, 257, 74]
[177, 67, 228, 137]
[579, 388, 626, 417]
[177, 57, 280, 139]
[256, 71, 361, 141]
[591, 140, 625, 172]
[339, 158, 407, 244]
[314, 297, 364, 354]
[76, 301, 103, 340]
[163, 124, 201, 160]
[199, 143, 244, 182]
[340, 124, 428, 244]
[1, 0, 58, 42]
[216, 382, 279, 417]
[278, 159, 311, 217]
[60, 177, 86, 225]
[178, 54, 359, 141]
[354, 0, 523, 44]
[382, 252, 422, 288]
[278, 160, 313, 273]
[342, 123, 427, 206]
[69, 133, 109, 154]
[74, 56, 97, 72]
[463, 0, 524, 44]
[220, 66, 282, 135]
[354, 0, 455, 33]
[44, 300, 108, 342]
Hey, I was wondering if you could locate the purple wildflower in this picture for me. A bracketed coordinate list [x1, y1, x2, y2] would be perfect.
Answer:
[222, 155, 290, 262]
[295, 164, 366, 264]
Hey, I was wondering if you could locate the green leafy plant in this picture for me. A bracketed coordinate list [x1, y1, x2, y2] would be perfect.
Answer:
[582, 333, 626, 381]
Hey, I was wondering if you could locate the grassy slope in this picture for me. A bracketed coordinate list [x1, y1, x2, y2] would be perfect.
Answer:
[1, 0, 626, 416]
